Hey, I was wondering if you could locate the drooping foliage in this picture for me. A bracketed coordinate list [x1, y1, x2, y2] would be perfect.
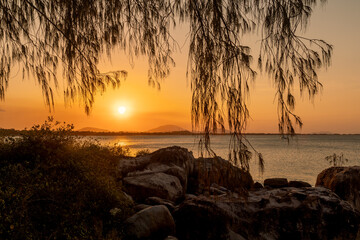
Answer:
[0, 0, 332, 170]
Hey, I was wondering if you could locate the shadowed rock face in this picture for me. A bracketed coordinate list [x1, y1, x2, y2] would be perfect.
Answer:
[174, 187, 360, 240]
[264, 178, 288, 188]
[288, 180, 312, 188]
[124, 205, 175, 240]
[173, 195, 230, 240]
[188, 157, 253, 195]
[316, 166, 360, 211]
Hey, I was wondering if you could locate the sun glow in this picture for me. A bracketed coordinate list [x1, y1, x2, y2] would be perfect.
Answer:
[118, 106, 126, 114]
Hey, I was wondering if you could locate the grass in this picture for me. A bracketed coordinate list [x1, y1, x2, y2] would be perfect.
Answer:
[0, 117, 134, 240]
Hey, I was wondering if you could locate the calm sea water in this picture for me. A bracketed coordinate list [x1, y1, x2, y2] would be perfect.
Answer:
[91, 134, 360, 185]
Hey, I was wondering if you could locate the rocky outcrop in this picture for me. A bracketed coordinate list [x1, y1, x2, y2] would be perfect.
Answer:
[174, 187, 360, 240]
[118, 147, 360, 240]
[124, 205, 175, 240]
[120, 146, 253, 203]
[316, 166, 360, 211]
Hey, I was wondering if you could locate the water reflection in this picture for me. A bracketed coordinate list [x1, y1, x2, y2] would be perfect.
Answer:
[83, 134, 360, 185]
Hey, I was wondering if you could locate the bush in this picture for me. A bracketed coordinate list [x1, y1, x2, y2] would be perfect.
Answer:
[0, 117, 134, 240]
[135, 149, 151, 157]
[325, 153, 348, 167]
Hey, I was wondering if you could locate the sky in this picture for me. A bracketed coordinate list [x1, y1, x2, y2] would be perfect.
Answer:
[0, 0, 359, 133]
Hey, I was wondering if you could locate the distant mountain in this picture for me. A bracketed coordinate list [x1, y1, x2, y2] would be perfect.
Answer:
[76, 127, 110, 132]
[147, 125, 189, 133]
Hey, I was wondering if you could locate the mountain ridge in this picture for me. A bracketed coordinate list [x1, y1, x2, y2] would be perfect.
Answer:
[77, 127, 110, 132]
[147, 125, 189, 133]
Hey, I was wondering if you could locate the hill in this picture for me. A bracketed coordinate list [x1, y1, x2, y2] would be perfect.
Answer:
[147, 125, 190, 133]
[77, 127, 110, 132]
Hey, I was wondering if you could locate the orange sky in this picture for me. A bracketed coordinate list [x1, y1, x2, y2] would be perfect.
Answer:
[0, 0, 359, 133]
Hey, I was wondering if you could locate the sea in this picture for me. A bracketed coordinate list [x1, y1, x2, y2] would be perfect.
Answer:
[91, 134, 360, 186]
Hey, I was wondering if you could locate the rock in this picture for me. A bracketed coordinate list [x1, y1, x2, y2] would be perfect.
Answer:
[173, 195, 232, 240]
[109, 207, 122, 217]
[164, 166, 188, 189]
[149, 146, 195, 174]
[211, 183, 229, 192]
[123, 172, 183, 202]
[119, 147, 195, 202]
[125, 205, 175, 240]
[128, 164, 188, 191]
[288, 180, 312, 188]
[119, 146, 195, 176]
[122, 191, 134, 202]
[264, 178, 288, 188]
[138, 164, 188, 190]
[173, 187, 360, 240]
[118, 155, 153, 176]
[228, 229, 246, 240]
[184, 194, 197, 199]
[209, 186, 226, 196]
[316, 166, 360, 211]
[252, 182, 263, 189]
[164, 236, 178, 240]
[188, 157, 253, 194]
[145, 197, 175, 212]
[134, 204, 151, 212]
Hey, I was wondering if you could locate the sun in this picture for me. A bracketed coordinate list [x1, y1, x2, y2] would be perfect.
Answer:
[118, 106, 126, 114]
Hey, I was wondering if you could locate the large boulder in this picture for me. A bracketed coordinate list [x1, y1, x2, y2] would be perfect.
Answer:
[149, 146, 196, 174]
[118, 155, 153, 176]
[173, 195, 233, 240]
[119, 146, 195, 175]
[264, 178, 288, 188]
[123, 172, 184, 202]
[124, 205, 175, 240]
[173, 187, 360, 240]
[316, 166, 360, 211]
[188, 157, 253, 194]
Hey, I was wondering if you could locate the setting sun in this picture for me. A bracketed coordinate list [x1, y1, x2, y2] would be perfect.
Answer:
[118, 106, 126, 114]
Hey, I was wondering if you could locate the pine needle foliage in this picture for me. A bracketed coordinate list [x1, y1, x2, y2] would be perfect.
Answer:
[0, 0, 332, 171]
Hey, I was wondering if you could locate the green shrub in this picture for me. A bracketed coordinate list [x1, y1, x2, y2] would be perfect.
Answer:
[0, 117, 134, 240]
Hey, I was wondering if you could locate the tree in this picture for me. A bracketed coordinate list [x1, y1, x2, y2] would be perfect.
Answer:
[0, 0, 332, 171]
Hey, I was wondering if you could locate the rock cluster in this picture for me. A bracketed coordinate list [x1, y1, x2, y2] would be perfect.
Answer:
[116, 146, 360, 240]
[175, 188, 359, 240]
